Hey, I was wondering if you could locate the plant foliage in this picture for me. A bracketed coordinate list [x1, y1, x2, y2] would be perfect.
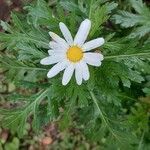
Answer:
[0, 0, 150, 149]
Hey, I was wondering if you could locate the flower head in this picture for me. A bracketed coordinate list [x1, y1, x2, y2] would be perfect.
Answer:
[40, 19, 104, 85]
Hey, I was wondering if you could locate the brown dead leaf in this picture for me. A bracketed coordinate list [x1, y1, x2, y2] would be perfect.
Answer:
[44, 123, 59, 139]
[140, 96, 150, 104]
[0, 129, 9, 143]
[41, 136, 53, 145]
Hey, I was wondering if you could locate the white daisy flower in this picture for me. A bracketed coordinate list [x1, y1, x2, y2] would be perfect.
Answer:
[40, 19, 104, 86]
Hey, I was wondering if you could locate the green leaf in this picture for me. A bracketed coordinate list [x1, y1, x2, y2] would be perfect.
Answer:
[113, 0, 150, 38]
[0, 89, 48, 137]
[59, 0, 85, 16]
[143, 88, 150, 96]
[0, 20, 12, 33]
[4, 137, 20, 150]
[0, 56, 47, 82]
[25, 0, 54, 27]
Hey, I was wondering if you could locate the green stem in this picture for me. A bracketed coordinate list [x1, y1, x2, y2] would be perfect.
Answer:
[8, 66, 47, 71]
[22, 36, 49, 48]
[89, 0, 93, 19]
[105, 52, 150, 60]
[89, 90, 120, 140]
[2, 61, 47, 71]
[118, 94, 137, 101]
[89, 91, 108, 125]
[4, 89, 48, 128]
[138, 131, 145, 150]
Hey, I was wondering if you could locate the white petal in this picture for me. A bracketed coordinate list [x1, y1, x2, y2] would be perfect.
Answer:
[48, 50, 64, 55]
[75, 63, 83, 85]
[74, 19, 91, 46]
[59, 22, 73, 46]
[48, 50, 54, 55]
[49, 41, 59, 49]
[62, 64, 74, 85]
[49, 32, 69, 49]
[49, 41, 67, 52]
[80, 61, 90, 81]
[40, 54, 65, 65]
[47, 61, 68, 78]
[84, 53, 104, 66]
[82, 38, 105, 52]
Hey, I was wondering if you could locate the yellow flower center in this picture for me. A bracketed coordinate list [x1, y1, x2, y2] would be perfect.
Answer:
[67, 46, 83, 62]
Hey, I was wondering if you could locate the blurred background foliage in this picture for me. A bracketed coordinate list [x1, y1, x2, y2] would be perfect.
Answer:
[0, 0, 150, 149]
